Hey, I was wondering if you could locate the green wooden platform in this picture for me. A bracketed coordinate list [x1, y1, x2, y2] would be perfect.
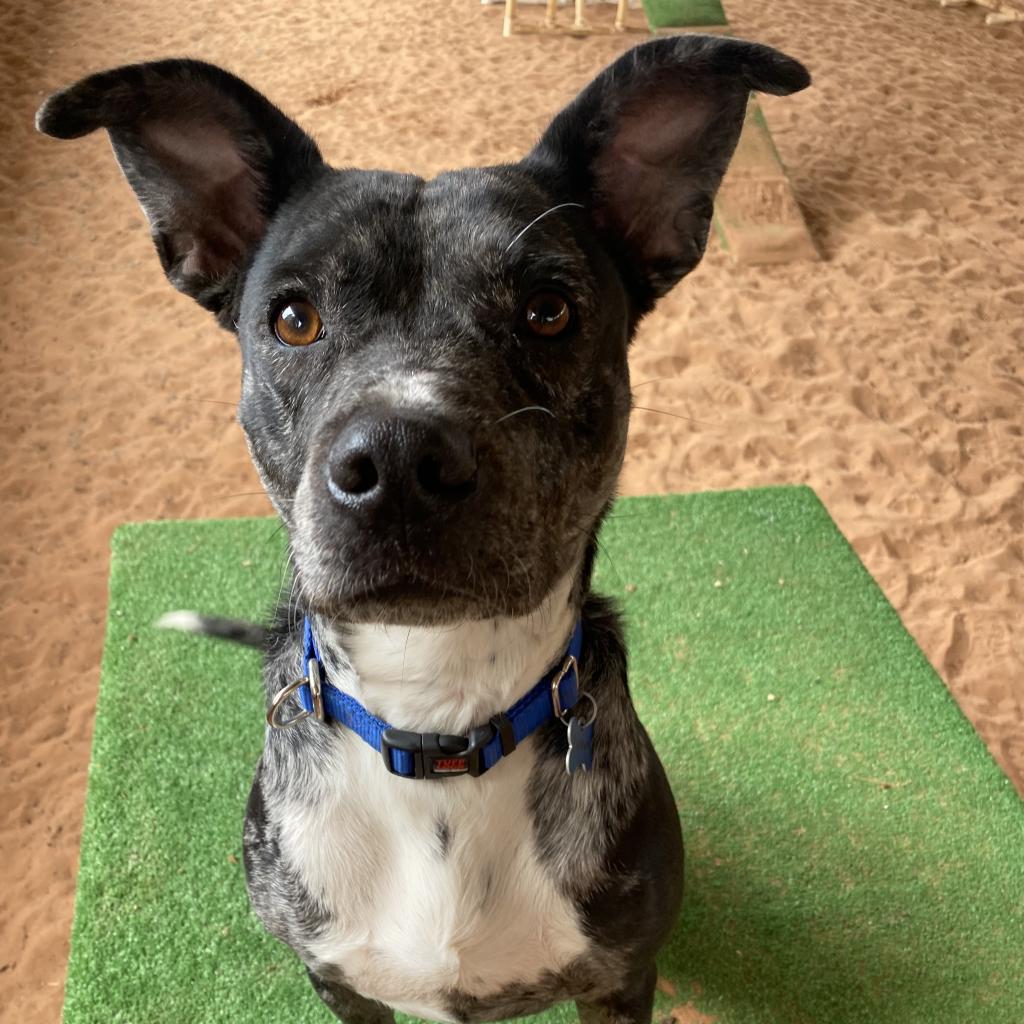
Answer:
[63, 487, 1023, 1023]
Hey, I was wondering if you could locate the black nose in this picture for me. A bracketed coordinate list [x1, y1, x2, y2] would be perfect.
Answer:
[326, 414, 477, 516]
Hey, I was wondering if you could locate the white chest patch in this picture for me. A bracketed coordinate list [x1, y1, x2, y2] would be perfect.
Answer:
[275, 736, 588, 1020]
[274, 575, 588, 1021]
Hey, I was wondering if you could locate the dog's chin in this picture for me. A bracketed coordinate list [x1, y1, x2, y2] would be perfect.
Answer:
[298, 569, 549, 627]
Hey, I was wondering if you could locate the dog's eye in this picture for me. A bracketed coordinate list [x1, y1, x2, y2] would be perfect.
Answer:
[521, 290, 573, 339]
[274, 300, 323, 346]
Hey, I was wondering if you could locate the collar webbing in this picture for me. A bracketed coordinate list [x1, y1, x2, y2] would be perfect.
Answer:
[288, 617, 584, 780]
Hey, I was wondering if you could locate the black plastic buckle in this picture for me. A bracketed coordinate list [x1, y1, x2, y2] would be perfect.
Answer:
[381, 713, 516, 780]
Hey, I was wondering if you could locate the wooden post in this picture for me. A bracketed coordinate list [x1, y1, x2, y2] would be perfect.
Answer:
[497, 0, 649, 38]
[572, 0, 589, 33]
[503, 0, 517, 37]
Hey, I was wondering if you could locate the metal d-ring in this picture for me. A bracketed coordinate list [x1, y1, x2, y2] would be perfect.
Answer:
[550, 654, 578, 722]
[267, 658, 324, 729]
[571, 691, 598, 728]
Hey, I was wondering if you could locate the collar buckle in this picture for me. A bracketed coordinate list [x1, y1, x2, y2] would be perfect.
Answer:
[381, 715, 513, 780]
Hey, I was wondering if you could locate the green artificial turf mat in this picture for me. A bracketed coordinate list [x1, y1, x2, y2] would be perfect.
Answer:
[642, 0, 727, 30]
[64, 486, 1023, 1024]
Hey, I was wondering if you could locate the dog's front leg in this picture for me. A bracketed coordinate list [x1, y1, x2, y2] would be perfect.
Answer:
[306, 969, 396, 1024]
[576, 962, 658, 1024]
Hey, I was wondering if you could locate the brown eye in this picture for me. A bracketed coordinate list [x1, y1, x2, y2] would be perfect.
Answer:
[274, 300, 323, 346]
[522, 290, 573, 338]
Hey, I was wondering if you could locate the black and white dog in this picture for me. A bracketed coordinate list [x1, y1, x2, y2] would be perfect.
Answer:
[38, 37, 808, 1024]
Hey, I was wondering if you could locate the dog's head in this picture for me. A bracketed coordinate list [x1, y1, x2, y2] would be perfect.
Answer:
[38, 39, 808, 626]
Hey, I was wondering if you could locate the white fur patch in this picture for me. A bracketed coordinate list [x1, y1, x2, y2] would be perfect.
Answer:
[367, 371, 445, 414]
[322, 574, 576, 734]
[274, 575, 587, 1019]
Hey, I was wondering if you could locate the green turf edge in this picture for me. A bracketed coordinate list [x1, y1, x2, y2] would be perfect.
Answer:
[61, 516, 286, 1024]
[62, 487, 1024, 1024]
[616, 488, 1024, 1022]
[642, 0, 727, 30]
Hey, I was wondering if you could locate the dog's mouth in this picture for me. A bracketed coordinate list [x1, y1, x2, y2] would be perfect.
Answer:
[335, 575, 476, 612]
[293, 554, 537, 625]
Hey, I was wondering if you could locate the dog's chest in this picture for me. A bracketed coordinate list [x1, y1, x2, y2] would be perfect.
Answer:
[274, 733, 589, 1022]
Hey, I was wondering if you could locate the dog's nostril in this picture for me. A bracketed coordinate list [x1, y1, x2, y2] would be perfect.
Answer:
[334, 455, 379, 496]
[417, 454, 443, 494]
[417, 450, 477, 500]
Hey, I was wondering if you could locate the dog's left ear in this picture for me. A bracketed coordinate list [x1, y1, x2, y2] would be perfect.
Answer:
[526, 36, 810, 312]
[36, 59, 324, 322]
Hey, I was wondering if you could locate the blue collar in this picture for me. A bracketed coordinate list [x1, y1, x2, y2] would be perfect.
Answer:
[267, 617, 586, 780]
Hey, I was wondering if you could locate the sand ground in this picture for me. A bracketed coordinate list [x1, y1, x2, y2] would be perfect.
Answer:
[1, 0, 1022, 1019]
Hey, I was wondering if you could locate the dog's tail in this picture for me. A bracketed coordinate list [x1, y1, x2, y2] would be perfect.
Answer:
[155, 610, 266, 649]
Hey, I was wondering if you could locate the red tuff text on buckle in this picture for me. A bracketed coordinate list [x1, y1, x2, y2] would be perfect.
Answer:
[432, 757, 468, 773]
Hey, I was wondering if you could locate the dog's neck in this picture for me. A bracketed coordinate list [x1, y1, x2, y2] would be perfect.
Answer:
[310, 574, 577, 736]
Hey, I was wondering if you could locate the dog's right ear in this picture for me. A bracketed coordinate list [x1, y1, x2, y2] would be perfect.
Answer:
[525, 36, 810, 315]
[36, 60, 323, 323]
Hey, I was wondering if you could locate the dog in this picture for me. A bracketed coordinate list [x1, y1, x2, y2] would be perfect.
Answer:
[37, 36, 808, 1024]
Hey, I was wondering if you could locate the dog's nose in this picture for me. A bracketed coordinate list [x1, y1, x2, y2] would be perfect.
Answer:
[326, 414, 477, 515]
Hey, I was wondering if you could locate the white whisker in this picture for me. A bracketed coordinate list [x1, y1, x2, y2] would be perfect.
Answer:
[493, 405, 556, 425]
[502, 202, 585, 254]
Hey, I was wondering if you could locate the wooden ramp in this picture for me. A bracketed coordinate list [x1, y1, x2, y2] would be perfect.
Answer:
[641, 0, 819, 263]
[714, 101, 819, 264]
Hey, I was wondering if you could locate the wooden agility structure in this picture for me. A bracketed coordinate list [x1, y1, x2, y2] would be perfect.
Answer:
[938, 0, 1024, 25]
[502, 0, 634, 36]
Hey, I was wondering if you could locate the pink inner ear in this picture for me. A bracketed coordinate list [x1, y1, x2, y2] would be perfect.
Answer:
[591, 78, 735, 278]
[607, 88, 716, 167]
[141, 117, 266, 279]
[144, 119, 249, 185]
